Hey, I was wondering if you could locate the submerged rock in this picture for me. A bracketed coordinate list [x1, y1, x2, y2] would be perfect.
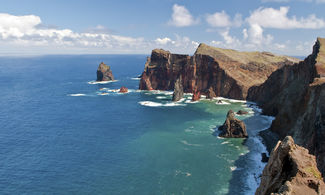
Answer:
[237, 110, 248, 115]
[261, 153, 269, 163]
[119, 86, 128, 93]
[172, 77, 184, 102]
[96, 62, 114, 81]
[256, 136, 325, 195]
[218, 110, 248, 138]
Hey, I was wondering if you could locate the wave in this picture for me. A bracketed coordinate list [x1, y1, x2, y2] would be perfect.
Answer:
[68, 93, 86, 96]
[130, 77, 141, 80]
[215, 101, 230, 105]
[87, 80, 117, 85]
[138, 100, 186, 107]
[180, 140, 201, 147]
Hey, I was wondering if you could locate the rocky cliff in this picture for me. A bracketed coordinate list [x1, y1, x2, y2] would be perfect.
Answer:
[256, 136, 325, 195]
[97, 62, 114, 81]
[139, 45, 298, 100]
[247, 38, 325, 176]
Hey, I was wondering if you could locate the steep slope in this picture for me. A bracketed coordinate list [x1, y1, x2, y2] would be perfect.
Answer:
[256, 136, 325, 195]
[247, 37, 325, 176]
[139, 45, 298, 100]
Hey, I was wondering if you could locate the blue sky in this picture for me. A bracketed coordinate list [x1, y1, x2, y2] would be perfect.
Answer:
[0, 0, 324, 56]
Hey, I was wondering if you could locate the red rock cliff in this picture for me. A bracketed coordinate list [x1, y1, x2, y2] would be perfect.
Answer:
[139, 44, 298, 100]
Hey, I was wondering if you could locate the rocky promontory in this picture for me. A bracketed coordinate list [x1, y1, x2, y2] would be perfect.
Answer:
[97, 62, 114, 81]
[256, 136, 325, 195]
[218, 110, 248, 138]
[139, 44, 298, 100]
[247, 38, 325, 177]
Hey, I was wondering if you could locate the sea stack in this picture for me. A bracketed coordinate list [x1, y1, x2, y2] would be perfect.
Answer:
[218, 110, 248, 138]
[256, 136, 325, 195]
[96, 62, 114, 81]
[191, 87, 201, 101]
[172, 77, 184, 102]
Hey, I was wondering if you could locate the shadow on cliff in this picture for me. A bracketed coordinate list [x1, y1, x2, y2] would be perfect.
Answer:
[218, 113, 271, 195]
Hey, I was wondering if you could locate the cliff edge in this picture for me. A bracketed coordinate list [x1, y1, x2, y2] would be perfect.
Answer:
[139, 44, 298, 100]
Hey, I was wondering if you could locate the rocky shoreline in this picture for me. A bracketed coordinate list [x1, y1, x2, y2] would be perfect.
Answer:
[138, 37, 325, 194]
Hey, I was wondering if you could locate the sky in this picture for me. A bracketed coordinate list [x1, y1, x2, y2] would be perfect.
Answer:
[0, 0, 324, 56]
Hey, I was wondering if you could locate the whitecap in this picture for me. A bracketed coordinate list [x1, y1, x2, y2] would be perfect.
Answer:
[230, 166, 237, 171]
[156, 96, 166, 99]
[221, 141, 229, 145]
[131, 77, 141, 80]
[216, 101, 230, 105]
[87, 80, 117, 84]
[180, 140, 201, 147]
[138, 101, 163, 107]
[68, 93, 86, 96]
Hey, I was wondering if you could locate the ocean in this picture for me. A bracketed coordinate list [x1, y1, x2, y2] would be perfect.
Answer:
[0, 55, 273, 194]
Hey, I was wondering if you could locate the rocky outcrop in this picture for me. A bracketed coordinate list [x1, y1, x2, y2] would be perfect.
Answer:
[97, 62, 114, 81]
[172, 77, 184, 102]
[119, 86, 128, 93]
[191, 87, 201, 101]
[218, 110, 248, 138]
[206, 87, 216, 99]
[247, 38, 325, 177]
[256, 136, 325, 195]
[139, 45, 298, 100]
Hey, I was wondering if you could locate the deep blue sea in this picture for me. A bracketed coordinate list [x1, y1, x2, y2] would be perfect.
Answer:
[0, 55, 273, 194]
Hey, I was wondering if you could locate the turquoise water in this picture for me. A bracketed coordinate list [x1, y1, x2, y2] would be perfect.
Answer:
[0, 55, 272, 194]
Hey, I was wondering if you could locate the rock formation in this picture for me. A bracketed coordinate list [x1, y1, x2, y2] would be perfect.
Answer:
[172, 77, 184, 102]
[218, 110, 248, 138]
[119, 86, 128, 93]
[139, 45, 298, 100]
[256, 136, 325, 195]
[247, 38, 325, 176]
[206, 87, 217, 99]
[97, 62, 114, 81]
[191, 87, 201, 101]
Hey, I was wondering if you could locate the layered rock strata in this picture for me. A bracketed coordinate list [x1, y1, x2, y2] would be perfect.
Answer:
[139, 45, 298, 100]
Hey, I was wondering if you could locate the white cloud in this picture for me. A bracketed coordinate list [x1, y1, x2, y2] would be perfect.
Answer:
[206, 11, 242, 28]
[155, 37, 173, 45]
[206, 11, 231, 27]
[168, 4, 198, 27]
[247, 7, 325, 29]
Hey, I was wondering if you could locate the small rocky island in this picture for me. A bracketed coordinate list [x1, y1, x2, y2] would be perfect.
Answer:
[218, 110, 248, 138]
[96, 62, 114, 81]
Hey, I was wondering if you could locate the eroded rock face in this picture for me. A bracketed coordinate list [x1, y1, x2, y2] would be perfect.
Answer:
[139, 45, 298, 100]
[247, 38, 325, 176]
[119, 86, 128, 93]
[172, 77, 184, 102]
[218, 110, 248, 138]
[97, 62, 114, 81]
[256, 136, 325, 195]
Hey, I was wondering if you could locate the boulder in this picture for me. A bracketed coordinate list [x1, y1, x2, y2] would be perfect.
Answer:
[218, 110, 248, 138]
[256, 136, 325, 195]
[119, 86, 128, 93]
[206, 87, 216, 99]
[172, 77, 184, 102]
[96, 62, 114, 81]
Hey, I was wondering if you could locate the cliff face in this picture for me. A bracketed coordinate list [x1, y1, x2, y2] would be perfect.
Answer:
[139, 45, 298, 100]
[247, 38, 325, 176]
[256, 136, 325, 195]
